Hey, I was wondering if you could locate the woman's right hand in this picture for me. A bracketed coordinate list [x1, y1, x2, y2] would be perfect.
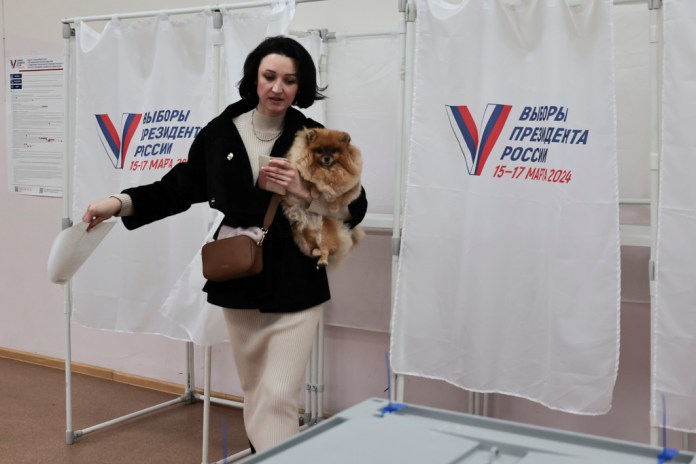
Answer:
[82, 197, 122, 232]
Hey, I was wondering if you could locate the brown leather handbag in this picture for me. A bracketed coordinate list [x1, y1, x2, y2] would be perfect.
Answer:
[201, 195, 279, 282]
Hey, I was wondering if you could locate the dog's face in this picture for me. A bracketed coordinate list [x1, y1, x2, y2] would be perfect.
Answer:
[305, 129, 353, 169]
[288, 128, 362, 195]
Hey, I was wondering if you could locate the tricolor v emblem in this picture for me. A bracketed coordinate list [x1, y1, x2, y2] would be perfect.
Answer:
[95, 113, 142, 169]
[446, 104, 512, 176]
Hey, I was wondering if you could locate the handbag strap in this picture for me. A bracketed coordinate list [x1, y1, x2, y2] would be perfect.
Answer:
[263, 194, 280, 229]
[258, 194, 280, 245]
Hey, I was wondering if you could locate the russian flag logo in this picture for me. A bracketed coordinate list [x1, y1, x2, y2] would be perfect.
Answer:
[446, 104, 512, 176]
[95, 113, 142, 169]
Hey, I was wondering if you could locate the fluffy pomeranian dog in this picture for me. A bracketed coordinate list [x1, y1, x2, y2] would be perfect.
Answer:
[281, 128, 365, 267]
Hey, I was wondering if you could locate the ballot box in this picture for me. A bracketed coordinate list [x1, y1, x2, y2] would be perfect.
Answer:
[243, 397, 696, 463]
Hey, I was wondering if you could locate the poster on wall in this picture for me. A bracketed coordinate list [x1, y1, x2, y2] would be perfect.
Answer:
[5, 55, 64, 196]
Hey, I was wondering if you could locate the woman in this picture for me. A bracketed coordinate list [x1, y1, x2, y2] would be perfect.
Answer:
[82, 36, 368, 452]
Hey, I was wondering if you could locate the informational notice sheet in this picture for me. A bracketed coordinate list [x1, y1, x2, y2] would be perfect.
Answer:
[6, 56, 65, 196]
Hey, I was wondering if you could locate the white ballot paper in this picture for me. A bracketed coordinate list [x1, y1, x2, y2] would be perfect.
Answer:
[47, 221, 116, 284]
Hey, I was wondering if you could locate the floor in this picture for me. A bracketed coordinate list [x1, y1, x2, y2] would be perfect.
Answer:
[0, 357, 248, 463]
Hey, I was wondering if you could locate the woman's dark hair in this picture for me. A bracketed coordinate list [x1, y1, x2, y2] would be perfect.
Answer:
[238, 36, 327, 109]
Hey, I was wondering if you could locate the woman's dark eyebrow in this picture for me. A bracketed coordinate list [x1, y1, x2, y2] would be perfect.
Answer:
[261, 69, 297, 78]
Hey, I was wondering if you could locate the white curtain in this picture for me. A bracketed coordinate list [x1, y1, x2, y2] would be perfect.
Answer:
[72, 12, 215, 339]
[391, 0, 620, 414]
[653, 0, 696, 432]
[324, 34, 400, 216]
[73, 3, 296, 344]
[323, 33, 401, 332]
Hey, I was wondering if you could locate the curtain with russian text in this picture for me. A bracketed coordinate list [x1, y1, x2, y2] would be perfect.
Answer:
[391, 0, 620, 414]
[72, 13, 215, 338]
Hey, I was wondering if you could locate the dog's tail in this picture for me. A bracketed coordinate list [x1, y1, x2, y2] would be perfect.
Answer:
[326, 224, 365, 268]
[351, 225, 365, 246]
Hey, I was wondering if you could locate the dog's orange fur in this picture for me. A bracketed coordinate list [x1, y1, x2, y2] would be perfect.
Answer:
[281, 128, 364, 267]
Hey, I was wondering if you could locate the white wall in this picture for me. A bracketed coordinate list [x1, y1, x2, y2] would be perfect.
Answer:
[0, 0, 661, 447]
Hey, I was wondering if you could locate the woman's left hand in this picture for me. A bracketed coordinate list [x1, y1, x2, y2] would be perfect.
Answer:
[262, 158, 312, 202]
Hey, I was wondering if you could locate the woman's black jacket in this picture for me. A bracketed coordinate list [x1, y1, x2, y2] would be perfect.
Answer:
[120, 98, 368, 312]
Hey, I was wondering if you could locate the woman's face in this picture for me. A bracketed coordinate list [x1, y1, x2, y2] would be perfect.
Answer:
[256, 53, 299, 117]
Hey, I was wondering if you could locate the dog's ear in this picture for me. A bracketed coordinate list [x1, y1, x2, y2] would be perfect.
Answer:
[340, 131, 351, 145]
[305, 129, 317, 142]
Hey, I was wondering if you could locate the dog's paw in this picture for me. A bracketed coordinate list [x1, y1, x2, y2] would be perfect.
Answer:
[317, 249, 331, 267]
[311, 248, 322, 257]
